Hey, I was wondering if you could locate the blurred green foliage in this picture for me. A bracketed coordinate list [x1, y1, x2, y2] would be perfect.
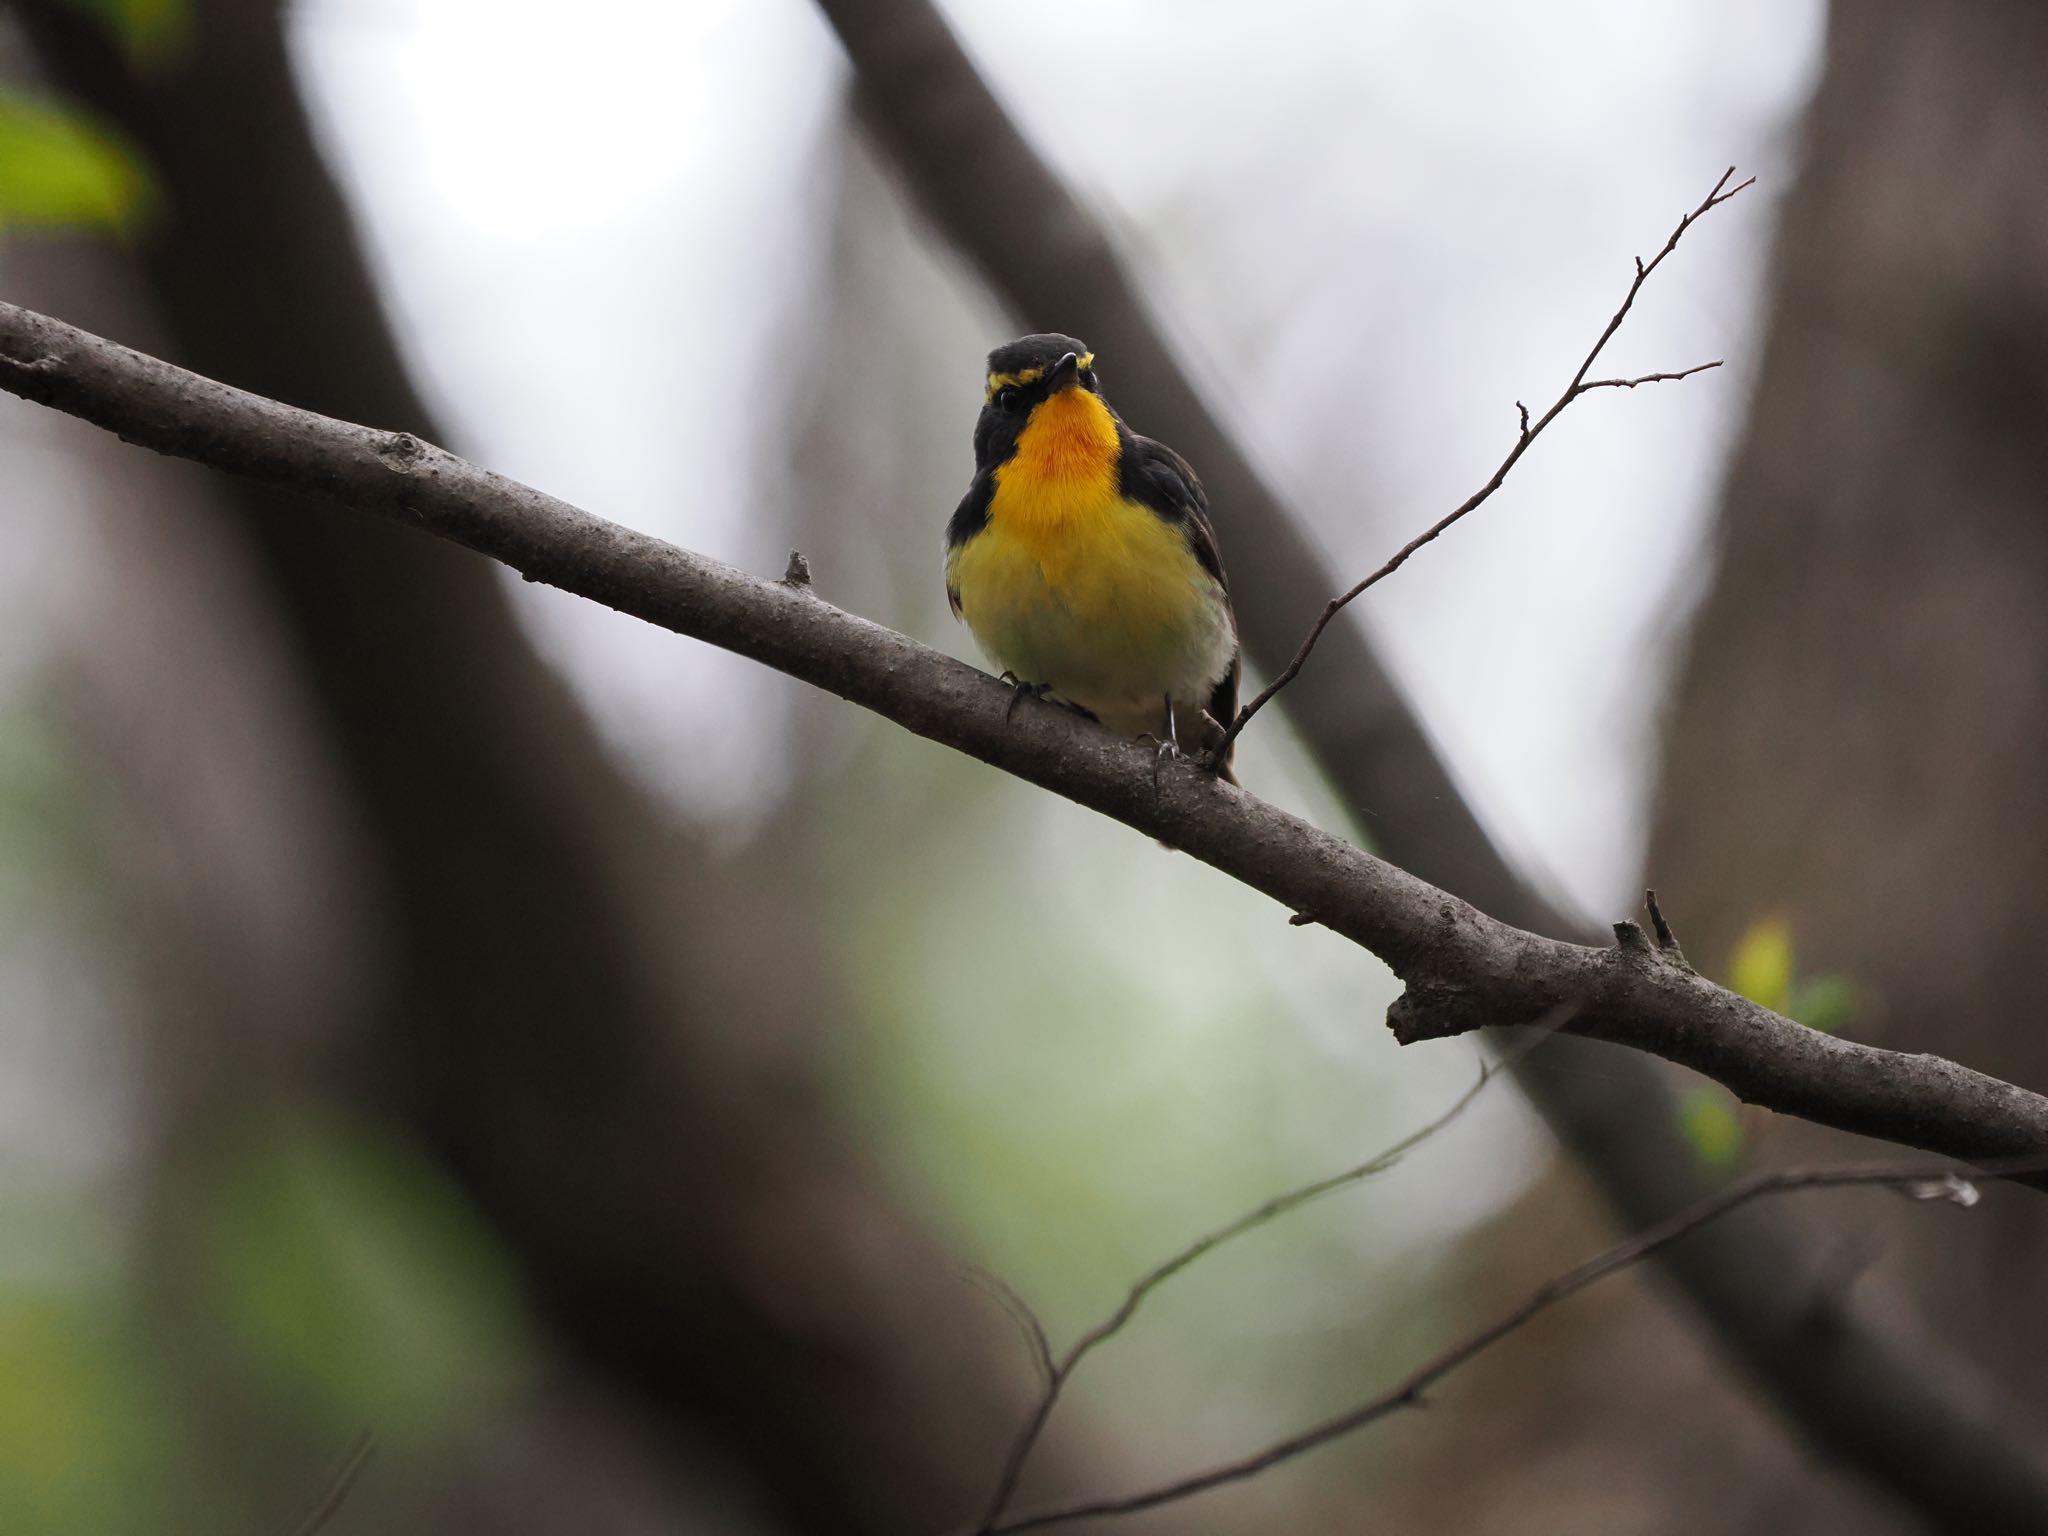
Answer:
[1681, 913, 1869, 1172]
[197, 1111, 531, 1445]
[0, 697, 93, 895]
[1676, 1085, 1745, 1172]
[0, 1285, 181, 1535]
[1785, 973, 1858, 1034]
[0, 693, 529, 1525]
[0, 704, 176, 1527]
[0, 90, 154, 233]
[1725, 914, 1858, 1033]
[1726, 915, 1794, 1013]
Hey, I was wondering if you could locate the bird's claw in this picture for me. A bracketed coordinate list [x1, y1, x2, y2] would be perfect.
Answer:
[1136, 732, 1183, 791]
[1001, 672, 1053, 723]
[1153, 736, 1182, 791]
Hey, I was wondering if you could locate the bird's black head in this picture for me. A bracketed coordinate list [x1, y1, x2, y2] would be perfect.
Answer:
[972, 332, 1106, 473]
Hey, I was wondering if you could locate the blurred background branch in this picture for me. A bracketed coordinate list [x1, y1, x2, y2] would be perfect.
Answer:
[990, 1153, 2046, 1534]
[976, 1023, 1555, 1530]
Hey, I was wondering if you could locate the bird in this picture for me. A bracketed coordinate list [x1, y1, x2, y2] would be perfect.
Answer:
[943, 333, 1241, 783]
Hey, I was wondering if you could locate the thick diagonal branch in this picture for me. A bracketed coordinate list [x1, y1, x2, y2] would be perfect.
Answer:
[4, 300, 2043, 1179]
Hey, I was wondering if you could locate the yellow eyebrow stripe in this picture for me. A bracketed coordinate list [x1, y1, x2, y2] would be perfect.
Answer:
[985, 367, 1042, 398]
[985, 352, 1094, 402]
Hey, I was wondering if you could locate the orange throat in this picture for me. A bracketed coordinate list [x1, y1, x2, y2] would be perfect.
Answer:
[996, 390, 1121, 525]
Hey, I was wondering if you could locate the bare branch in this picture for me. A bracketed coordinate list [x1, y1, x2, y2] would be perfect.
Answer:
[986, 1153, 2048, 1532]
[1643, 888, 1687, 964]
[1215, 171, 1750, 759]
[1580, 361, 1724, 391]
[964, 1266, 1057, 1390]
[1, 300, 2043, 1183]
[972, 1012, 1569, 1531]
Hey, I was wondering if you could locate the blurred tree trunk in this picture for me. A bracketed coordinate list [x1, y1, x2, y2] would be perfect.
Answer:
[1364, 5, 2048, 1533]
[1647, 0, 2048, 1409]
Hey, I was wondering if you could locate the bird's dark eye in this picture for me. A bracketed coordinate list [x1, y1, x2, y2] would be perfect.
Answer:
[1078, 366, 1097, 391]
[993, 386, 1021, 412]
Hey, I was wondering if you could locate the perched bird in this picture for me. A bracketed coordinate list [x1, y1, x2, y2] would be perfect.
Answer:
[944, 333, 1241, 781]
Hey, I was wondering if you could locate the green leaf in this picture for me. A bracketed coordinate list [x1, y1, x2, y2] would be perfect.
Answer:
[1677, 1086, 1745, 1172]
[1726, 914, 1795, 1014]
[197, 1112, 530, 1443]
[0, 91, 154, 233]
[1789, 974, 1858, 1035]
[0, 1287, 177, 1535]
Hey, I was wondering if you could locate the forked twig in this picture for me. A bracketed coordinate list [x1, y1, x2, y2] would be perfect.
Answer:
[987, 1152, 2045, 1533]
[970, 1010, 1571, 1533]
[1213, 168, 1755, 761]
[966, 1264, 1058, 1389]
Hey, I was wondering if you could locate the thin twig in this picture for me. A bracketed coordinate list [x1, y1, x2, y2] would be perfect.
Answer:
[1644, 888, 1686, 963]
[288, 1429, 377, 1536]
[1214, 168, 1754, 760]
[970, 1009, 1571, 1533]
[965, 1265, 1058, 1389]
[987, 1152, 2047, 1533]
[1580, 362, 1723, 391]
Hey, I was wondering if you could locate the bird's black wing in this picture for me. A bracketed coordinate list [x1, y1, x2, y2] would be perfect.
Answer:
[1123, 434, 1229, 589]
[943, 474, 995, 618]
[1123, 434, 1241, 739]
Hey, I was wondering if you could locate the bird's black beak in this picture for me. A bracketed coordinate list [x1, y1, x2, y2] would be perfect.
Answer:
[1046, 352, 1081, 394]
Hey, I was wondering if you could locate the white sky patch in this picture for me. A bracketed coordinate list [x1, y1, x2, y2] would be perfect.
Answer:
[292, 0, 845, 821]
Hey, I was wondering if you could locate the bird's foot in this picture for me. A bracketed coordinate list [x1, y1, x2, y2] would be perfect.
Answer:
[1132, 733, 1183, 795]
[1152, 736, 1181, 791]
[1144, 694, 1183, 791]
[1000, 672, 1054, 723]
